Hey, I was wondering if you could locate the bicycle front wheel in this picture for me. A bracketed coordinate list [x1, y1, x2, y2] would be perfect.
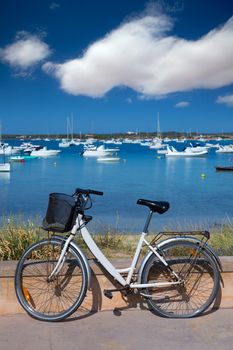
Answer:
[15, 237, 88, 321]
[141, 239, 220, 318]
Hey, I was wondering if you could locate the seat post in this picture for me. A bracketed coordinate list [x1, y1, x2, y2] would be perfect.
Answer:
[143, 210, 153, 233]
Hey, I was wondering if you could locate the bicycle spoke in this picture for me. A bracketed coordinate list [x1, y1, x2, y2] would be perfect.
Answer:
[142, 240, 220, 318]
[15, 239, 88, 321]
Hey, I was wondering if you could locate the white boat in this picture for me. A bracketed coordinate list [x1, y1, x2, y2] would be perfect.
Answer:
[176, 138, 187, 143]
[149, 113, 164, 149]
[205, 143, 220, 148]
[0, 163, 11, 172]
[185, 143, 208, 153]
[82, 145, 119, 157]
[30, 147, 61, 157]
[140, 141, 152, 147]
[59, 115, 81, 147]
[59, 138, 70, 148]
[97, 157, 120, 163]
[59, 138, 81, 147]
[10, 155, 38, 161]
[0, 145, 19, 155]
[10, 156, 25, 162]
[216, 145, 233, 153]
[165, 146, 208, 157]
[85, 138, 98, 144]
[149, 140, 164, 149]
[104, 139, 115, 144]
[123, 138, 133, 143]
[113, 140, 123, 145]
[17, 142, 42, 154]
[157, 147, 168, 155]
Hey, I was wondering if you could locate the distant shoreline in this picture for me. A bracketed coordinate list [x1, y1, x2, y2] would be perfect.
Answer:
[1, 131, 233, 141]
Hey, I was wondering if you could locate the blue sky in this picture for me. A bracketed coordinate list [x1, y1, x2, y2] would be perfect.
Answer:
[0, 0, 233, 135]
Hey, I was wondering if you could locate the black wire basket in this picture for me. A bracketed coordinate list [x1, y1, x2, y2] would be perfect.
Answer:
[42, 193, 77, 233]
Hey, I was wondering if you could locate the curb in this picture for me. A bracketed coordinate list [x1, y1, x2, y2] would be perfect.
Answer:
[0, 258, 233, 315]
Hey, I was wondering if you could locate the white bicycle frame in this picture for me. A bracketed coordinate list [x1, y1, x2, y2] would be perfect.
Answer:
[50, 212, 181, 289]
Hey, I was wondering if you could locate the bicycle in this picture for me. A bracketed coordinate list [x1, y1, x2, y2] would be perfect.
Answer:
[15, 188, 221, 321]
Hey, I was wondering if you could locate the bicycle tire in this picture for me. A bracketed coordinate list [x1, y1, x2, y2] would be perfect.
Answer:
[141, 239, 220, 318]
[15, 237, 88, 321]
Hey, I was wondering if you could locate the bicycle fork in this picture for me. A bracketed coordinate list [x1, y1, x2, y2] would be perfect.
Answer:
[47, 235, 74, 282]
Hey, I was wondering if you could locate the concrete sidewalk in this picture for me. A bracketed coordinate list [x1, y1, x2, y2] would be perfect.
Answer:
[0, 309, 233, 350]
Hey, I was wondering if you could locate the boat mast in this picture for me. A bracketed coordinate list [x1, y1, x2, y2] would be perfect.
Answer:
[70, 113, 74, 140]
[157, 112, 161, 139]
[0, 122, 2, 144]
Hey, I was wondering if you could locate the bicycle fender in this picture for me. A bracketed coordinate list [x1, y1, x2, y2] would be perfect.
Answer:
[52, 235, 92, 289]
[137, 236, 222, 284]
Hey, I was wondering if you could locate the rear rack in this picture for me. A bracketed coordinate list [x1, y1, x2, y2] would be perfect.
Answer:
[149, 230, 210, 246]
[160, 230, 210, 239]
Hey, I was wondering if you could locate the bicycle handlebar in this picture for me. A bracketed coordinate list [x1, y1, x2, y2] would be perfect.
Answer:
[75, 188, 104, 196]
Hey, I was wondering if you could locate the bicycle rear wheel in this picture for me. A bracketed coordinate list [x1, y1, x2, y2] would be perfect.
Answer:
[15, 237, 88, 321]
[141, 239, 220, 318]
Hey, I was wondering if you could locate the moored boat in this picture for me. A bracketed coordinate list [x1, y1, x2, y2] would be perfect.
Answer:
[216, 145, 233, 153]
[30, 147, 61, 157]
[0, 163, 11, 172]
[0, 145, 19, 155]
[97, 156, 120, 163]
[82, 145, 119, 157]
[165, 146, 208, 157]
[10, 156, 25, 162]
[10, 155, 38, 161]
[215, 166, 233, 171]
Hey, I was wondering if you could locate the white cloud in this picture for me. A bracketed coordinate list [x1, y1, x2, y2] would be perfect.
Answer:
[216, 94, 233, 107]
[175, 101, 189, 108]
[0, 31, 51, 71]
[50, 2, 60, 10]
[42, 12, 233, 98]
[126, 97, 133, 104]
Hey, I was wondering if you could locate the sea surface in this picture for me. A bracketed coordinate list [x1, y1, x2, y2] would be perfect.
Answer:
[1, 139, 233, 233]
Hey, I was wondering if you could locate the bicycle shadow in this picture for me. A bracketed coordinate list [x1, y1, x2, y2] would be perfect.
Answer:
[112, 287, 222, 319]
[65, 268, 102, 322]
[101, 264, 224, 319]
[65, 260, 146, 322]
[66, 259, 223, 321]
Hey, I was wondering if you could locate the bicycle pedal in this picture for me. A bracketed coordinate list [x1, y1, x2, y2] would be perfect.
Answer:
[103, 290, 113, 299]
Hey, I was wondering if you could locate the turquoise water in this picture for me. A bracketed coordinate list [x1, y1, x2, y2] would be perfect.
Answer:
[0, 140, 233, 232]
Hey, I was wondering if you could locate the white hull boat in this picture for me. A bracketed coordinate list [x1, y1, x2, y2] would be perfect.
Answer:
[149, 138, 164, 149]
[30, 147, 61, 157]
[59, 138, 81, 147]
[165, 146, 208, 157]
[0, 163, 11, 172]
[185, 144, 208, 153]
[0, 145, 19, 155]
[82, 145, 119, 157]
[59, 139, 70, 148]
[97, 157, 120, 163]
[216, 145, 233, 153]
[140, 141, 152, 147]
[157, 148, 168, 155]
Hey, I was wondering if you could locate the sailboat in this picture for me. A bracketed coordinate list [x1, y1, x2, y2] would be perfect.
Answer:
[0, 163, 11, 172]
[59, 115, 80, 147]
[150, 112, 164, 149]
[0, 123, 11, 172]
[59, 117, 71, 147]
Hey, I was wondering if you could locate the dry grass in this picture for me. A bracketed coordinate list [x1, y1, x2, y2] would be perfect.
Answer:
[0, 216, 233, 260]
[0, 216, 45, 260]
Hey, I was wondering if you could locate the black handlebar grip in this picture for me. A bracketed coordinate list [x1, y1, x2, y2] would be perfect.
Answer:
[89, 189, 104, 196]
[75, 188, 103, 196]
